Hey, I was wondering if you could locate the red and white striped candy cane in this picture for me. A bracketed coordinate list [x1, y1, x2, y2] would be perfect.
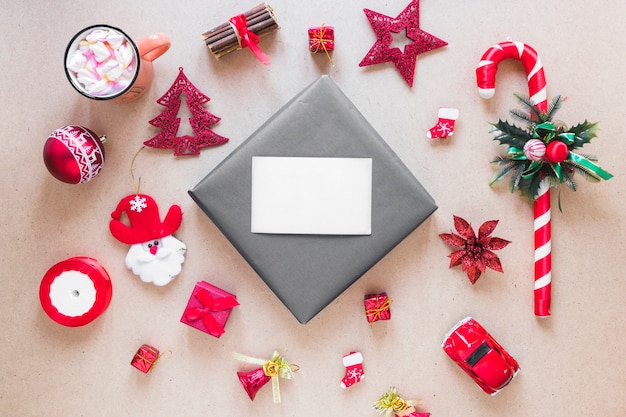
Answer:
[476, 40, 552, 317]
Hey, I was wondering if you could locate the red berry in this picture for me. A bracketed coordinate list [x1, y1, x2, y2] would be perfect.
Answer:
[545, 140, 569, 163]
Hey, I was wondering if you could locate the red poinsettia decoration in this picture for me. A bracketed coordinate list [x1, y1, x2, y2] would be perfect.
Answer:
[439, 215, 511, 284]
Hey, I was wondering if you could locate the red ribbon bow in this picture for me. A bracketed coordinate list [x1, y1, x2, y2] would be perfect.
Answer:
[184, 287, 239, 336]
[229, 13, 271, 65]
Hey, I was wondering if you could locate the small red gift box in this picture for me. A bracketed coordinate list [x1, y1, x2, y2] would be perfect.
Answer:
[180, 281, 239, 338]
[364, 292, 392, 324]
[308, 25, 334, 53]
[131, 344, 160, 373]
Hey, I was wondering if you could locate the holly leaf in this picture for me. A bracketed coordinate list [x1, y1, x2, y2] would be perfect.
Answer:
[491, 120, 531, 148]
[525, 167, 552, 200]
[568, 120, 598, 149]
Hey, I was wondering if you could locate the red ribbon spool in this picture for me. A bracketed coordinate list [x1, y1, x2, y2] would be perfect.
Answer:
[39, 257, 112, 327]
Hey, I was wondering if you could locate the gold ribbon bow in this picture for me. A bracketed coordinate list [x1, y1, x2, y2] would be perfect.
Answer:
[373, 387, 421, 417]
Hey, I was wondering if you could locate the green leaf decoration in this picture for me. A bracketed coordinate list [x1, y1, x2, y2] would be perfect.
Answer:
[568, 121, 598, 149]
[512, 93, 543, 121]
[491, 120, 530, 148]
[508, 108, 533, 125]
[487, 94, 612, 203]
[490, 156, 519, 185]
[565, 158, 603, 182]
[510, 163, 527, 195]
[559, 165, 577, 192]
[545, 95, 564, 122]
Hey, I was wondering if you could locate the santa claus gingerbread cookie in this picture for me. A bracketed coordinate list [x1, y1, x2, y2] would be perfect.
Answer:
[109, 194, 186, 286]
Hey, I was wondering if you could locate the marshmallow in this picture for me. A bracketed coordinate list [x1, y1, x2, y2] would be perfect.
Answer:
[85, 29, 108, 43]
[67, 27, 137, 98]
[76, 68, 100, 87]
[106, 31, 125, 49]
[97, 60, 123, 82]
[90, 41, 112, 63]
[67, 51, 87, 73]
[86, 79, 112, 96]
[114, 44, 134, 69]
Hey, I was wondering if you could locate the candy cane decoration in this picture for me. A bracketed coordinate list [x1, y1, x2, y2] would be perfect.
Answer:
[476, 40, 552, 317]
[476, 41, 547, 113]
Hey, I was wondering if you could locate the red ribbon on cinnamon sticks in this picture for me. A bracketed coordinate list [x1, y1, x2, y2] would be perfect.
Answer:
[183, 287, 240, 336]
[229, 14, 271, 65]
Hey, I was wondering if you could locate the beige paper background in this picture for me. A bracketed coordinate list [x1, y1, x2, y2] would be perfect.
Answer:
[1, 1, 624, 416]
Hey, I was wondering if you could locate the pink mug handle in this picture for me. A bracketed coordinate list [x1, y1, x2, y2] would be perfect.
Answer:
[136, 32, 171, 62]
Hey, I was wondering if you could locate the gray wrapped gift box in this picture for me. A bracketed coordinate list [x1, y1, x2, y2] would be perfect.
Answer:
[188, 76, 437, 324]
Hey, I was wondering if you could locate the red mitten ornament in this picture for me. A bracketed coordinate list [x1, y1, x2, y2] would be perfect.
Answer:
[144, 67, 229, 156]
[109, 194, 186, 286]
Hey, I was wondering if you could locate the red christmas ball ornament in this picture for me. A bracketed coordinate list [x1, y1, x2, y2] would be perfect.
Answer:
[43, 125, 106, 184]
[545, 140, 569, 163]
[523, 139, 546, 161]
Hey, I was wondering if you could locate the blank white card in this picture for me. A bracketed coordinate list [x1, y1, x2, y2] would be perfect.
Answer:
[251, 157, 372, 235]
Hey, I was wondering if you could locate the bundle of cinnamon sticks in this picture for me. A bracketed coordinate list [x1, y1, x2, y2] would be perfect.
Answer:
[202, 3, 280, 59]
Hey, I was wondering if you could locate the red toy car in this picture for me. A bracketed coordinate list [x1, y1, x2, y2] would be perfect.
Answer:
[441, 317, 520, 395]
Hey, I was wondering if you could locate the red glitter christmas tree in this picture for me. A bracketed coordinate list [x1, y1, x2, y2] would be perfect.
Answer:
[144, 67, 229, 156]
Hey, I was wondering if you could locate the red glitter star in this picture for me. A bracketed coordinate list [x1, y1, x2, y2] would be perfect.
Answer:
[359, 0, 447, 87]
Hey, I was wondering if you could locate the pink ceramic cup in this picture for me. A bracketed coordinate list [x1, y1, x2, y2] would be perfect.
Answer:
[64, 24, 170, 102]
